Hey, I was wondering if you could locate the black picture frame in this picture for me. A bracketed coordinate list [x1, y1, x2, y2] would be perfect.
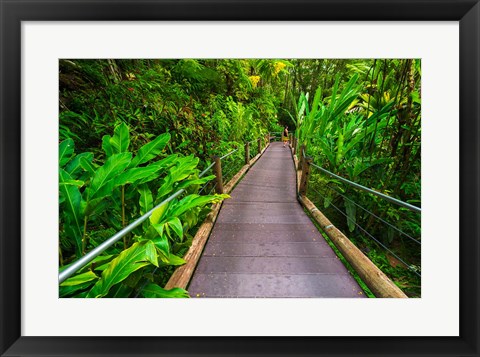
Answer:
[1, 0, 479, 356]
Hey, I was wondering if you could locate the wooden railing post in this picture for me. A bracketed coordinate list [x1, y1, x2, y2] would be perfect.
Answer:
[212, 155, 224, 194]
[245, 141, 250, 165]
[292, 136, 297, 155]
[299, 156, 312, 196]
[257, 138, 261, 154]
[298, 144, 306, 170]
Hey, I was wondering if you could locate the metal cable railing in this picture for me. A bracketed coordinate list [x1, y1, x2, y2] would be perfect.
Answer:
[199, 162, 215, 178]
[310, 162, 421, 213]
[220, 147, 243, 185]
[299, 149, 421, 280]
[198, 162, 216, 195]
[300, 147, 420, 213]
[310, 186, 421, 277]
[198, 180, 214, 195]
[325, 183, 420, 245]
[220, 148, 239, 160]
[222, 165, 238, 185]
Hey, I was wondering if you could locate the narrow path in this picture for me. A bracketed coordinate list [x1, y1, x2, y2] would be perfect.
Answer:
[188, 142, 366, 298]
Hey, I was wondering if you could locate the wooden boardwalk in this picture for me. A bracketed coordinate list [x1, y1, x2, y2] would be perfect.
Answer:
[188, 142, 366, 298]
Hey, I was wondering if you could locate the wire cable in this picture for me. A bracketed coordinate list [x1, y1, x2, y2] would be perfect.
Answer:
[199, 162, 215, 178]
[310, 163, 421, 213]
[309, 188, 421, 277]
[220, 148, 239, 160]
[198, 181, 213, 195]
[324, 184, 421, 245]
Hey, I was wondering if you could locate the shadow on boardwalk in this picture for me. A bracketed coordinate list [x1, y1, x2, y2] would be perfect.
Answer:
[188, 142, 366, 298]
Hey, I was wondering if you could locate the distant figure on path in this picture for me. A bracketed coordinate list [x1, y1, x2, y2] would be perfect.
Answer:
[282, 126, 289, 147]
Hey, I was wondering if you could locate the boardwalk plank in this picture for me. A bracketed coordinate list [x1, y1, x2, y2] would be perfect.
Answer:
[188, 142, 366, 298]
[203, 242, 338, 258]
[189, 273, 365, 298]
[209, 228, 332, 243]
[195, 256, 350, 274]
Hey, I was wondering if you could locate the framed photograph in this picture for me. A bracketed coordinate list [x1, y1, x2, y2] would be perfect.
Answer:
[1, 0, 478, 356]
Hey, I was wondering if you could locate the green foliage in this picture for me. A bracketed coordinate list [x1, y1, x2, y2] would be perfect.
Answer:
[87, 241, 157, 298]
[59, 123, 229, 298]
[59, 59, 279, 164]
[141, 284, 190, 298]
[293, 59, 421, 297]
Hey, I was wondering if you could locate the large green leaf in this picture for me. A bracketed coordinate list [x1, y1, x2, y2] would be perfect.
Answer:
[60, 280, 97, 298]
[59, 139, 75, 167]
[138, 184, 153, 215]
[344, 198, 356, 232]
[153, 216, 183, 242]
[181, 209, 199, 231]
[86, 241, 156, 298]
[175, 175, 215, 191]
[329, 73, 341, 112]
[89, 254, 115, 269]
[332, 94, 360, 119]
[84, 197, 109, 217]
[129, 132, 171, 168]
[60, 179, 84, 187]
[108, 283, 134, 298]
[65, 152, 93, 176]
[79, 156, 97, 176]
[169, 194, 229, 218]
[149, 154, 178, 170]
[114, 165, 161, 186]
[308, 87, 322, 128]
[155, 175, 175, 201]
[87, 152, 132, 200]
[109, 122, 130, 154]
[316, 138, 335, 168]
[155, 156, 200, 200]
[102, 135, 114, 158]
[141, 284, 189, 298]
[145, 240, 159, 267]
[149, 201, 169, 225]
[166, 217, 183, 240]
[152, 223, 166, 240]
[166, 253, 186, 266]
[152, 234, 170, 258]
[59, 169, 84, 256]
[169, 155, 199, 182]
[335, 131, 344, 166]
[135, 155, 179, 185]
[60, 271, 99, 287]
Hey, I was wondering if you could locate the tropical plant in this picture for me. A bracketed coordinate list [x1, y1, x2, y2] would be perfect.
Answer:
[289, 60, 421, 296]
[59, 123, 228, 298]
